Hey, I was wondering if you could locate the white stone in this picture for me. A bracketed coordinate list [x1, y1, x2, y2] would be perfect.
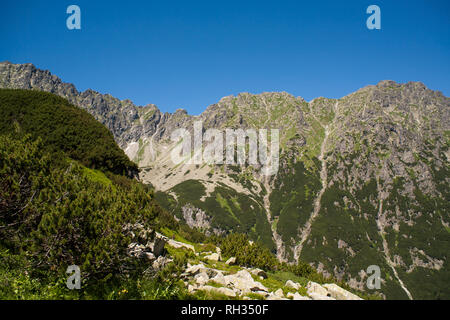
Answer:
[274, 288, 284, 298]
[224, 270, 268, 294]
[199, 285, 236, 297]
[194, 272, 209, 285]
[211, 272, 228, 286]
[188, 284, 196, 293]
[287, 292, 311, 300]
[250, 268, 268, 279]
[309, 292, 336, 300]
[185, 263, 207, 276]
[204, 252, 221, 262]
[285, 280, 300, 290]
[225, 257, 236, 265]
[166, 238, 195, 252]
[306, 281, 329, 297]
[323, 284, 363, 300]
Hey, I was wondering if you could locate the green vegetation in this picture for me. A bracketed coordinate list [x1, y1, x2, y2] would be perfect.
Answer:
[270, 158, 321, 252]
[0, 89, 137, 176]
[157, 180, 275, 252]
[0, 90, 202, 299]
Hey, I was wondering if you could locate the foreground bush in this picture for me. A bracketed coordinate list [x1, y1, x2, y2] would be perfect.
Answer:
[0, 134, 160, 293]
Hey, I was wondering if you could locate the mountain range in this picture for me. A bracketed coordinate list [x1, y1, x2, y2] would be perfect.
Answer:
[0, 61, 448, 299]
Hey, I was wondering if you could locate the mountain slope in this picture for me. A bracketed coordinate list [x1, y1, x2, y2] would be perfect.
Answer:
[0, 61, 448, 299]
[0, 88, 138, 177]
[0, 89, 367, 300]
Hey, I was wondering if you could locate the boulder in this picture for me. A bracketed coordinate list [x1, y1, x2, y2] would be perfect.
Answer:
[285, 280, 300, 290]
[266, 293, 289, 300]
[309, 292, 336, 300]
[144, 252, 155, 261]
[185, 263, 207, 276]
[252, 290, 270, 298]
[266, 295, 283, 300]
[323, 284, 363, 300]
[194, 272, 210, 285]
[205, 268, 221, 278]
[224, 270, 268, 294]
[199, 285, 236, 297]
[204, 252, 221, 262]
[166, 237, 195, 252]
[306, 281, 329, 297]
[150, 234, 167, 257]
[287, 292, 311, 300]
[152, 256, 172, 270]
[188, 284, 196, 293]
[250, 268, 268, 279]
[127, 242, 147, 258]
[274, 288, 284, 298]
[211, 272, 228, 286]
[225, 257, 236, 265]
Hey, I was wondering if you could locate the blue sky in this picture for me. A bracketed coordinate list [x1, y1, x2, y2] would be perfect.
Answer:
[1, 0, 449, 114]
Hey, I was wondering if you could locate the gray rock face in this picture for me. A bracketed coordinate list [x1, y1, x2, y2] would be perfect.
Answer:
[182, 204, 211, 230]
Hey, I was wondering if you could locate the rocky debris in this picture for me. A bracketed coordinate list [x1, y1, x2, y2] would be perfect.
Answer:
[225, 257, 236, 265]
[198, 285, 236, 297]
[125, 226, 169, 262]
[180, 252, 362, 300]
[194, 272, 210, 285]
[266, 295, 284, 300]
[285, 280, 301, 290]
[184, 263, 208, 276]
[306, 281, 330, 297]
[127, 243, 148, 259]
[204, 252, 221, 262]
[150, 233, 168, 257]
[188, 284, 196, 294]
[308, 292, 336, 300]
[223, 270, 269, 295]
[274, 288, 284, 298]
[323, 284, 363, 300]
[252, 290, 270, 298]
[249, 268, 268, 279]
[182, 203, 212, 230]
[266, 290, 289, 300]
[152, 256, 173, 271]
[144, 252, 155, 261]
[211, 272, 228, 286]
[287, 292, 311, 300]
[166, 238, 196, 253]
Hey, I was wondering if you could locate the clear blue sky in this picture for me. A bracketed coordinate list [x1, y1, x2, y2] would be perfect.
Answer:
[1, 0, 449, 114]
